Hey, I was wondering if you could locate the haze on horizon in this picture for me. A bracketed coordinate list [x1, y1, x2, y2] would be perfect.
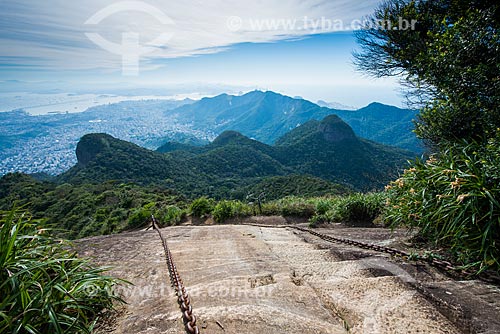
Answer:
[0, 0, 404, 108]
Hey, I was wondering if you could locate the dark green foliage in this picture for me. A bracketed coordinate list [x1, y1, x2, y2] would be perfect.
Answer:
[261, 197, 316, 218]
[334, 103, 422, 153]
[355, 0, 500, 146]
[59, 115, 412, 195]
[61, 133, 198, 187]
[189, 197, 214, 218]
[212, 200, 253, 223]
[0, 172, 55, 206]
[0, 174, 185, 239]
[332, 193, 386, 226]
[0, 115, 413, 239]
[0, 210, 124, 333]
[127, 202, 155, 229]
[159, 206, 187, 226]
[355, 0, 500, 275]
[307, 193, 387, 227]
[275, 115, 412, 190]
[385, 134, 500, 273]
[235, 175, 350, 201]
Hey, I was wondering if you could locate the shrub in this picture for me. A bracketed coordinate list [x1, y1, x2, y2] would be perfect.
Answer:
[385, 134, 500, 273]
[315, 198, 333, 215]
[308, 213, 331, 228]
[189, 197, 214, 218]
[273, 197, 316, 218]
[212, 200, 252, 223]
[306, 194, 385, 227]
[331, 193, 386, 225]
[0, 210, 124, 333]
[161, 206, 186, 226]
[127, 207, 152, 229]
[261, 202, 281, 216]
[212, 201, 233, 223]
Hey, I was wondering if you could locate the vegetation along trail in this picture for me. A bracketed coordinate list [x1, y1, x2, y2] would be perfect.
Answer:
[75, 221, 500, 334]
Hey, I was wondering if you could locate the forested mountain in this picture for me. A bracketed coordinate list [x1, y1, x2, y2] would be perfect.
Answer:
[275, 115, 411, 189]
[0, 91, 421, 177]
[164, 91, 422, 152]
[59, 114, 412, 195]
[165, 90, 337, 144]
[334, 103, 422, 152]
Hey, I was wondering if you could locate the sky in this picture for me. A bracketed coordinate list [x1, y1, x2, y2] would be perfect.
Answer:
[0, 0, 405, 107]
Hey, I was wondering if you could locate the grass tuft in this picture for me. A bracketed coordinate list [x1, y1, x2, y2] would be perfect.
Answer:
[0, 210, 125, 334]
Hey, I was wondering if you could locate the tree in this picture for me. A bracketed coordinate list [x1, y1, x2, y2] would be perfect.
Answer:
[354, 0, 500, 148]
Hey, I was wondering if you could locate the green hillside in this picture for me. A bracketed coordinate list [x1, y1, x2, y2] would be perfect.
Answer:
[0, 115, 412, 240]
[275, 115, 411, 190]
[166, 91, 339, 144]
[334, 103, 422, 152]
[163, 91, 422, 152]
[57, 114, 412, 195]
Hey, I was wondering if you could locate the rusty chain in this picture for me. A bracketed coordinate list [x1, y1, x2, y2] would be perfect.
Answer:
[246, 223, 500, 284]
[151, 215, 200, 334]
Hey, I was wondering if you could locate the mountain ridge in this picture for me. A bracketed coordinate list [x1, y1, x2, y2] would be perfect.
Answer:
[59, 114, 412, 196]
[164, 90, 422, 152]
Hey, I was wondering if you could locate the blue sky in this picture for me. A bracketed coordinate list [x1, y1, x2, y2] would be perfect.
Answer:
[0, 0, 404, 107]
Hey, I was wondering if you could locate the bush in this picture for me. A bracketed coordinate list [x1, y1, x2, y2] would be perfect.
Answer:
[0, 210, 124, 333]
[212, 201, 233, 223]
[212, 200, 252, 223]
[331, 193, 386, 225]
[161, 206, 187, 226]
[306, 194, 385, 227]
[127, 206, 152, 229]
[385, 134, 500, 273]
[261, 202, 281, 216]
[308, 213, 331, 228]
[315, 198, 333, 215]
[272, 197, 316, 218]
[189, 197, 214, 218]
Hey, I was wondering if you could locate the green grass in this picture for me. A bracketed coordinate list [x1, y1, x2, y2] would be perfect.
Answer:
[0, 210, 125, 333]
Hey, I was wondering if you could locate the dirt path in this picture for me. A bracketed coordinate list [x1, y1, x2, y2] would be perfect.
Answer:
[77, 224, 485, 334]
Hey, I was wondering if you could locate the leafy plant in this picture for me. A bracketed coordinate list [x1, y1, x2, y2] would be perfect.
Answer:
[212, 200, 252, 223]
[161, 206, 187, 226]
[385, 134, 500, 273]
[0, 210, 125, 333]
[355, 0, 500, 146]
[331, 193, 386, 226]
[189, 197, 214, 218]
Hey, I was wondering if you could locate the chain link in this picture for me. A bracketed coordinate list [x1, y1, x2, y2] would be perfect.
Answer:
[246, 223, 500, 284]
[151, 216, 200, 334]
[145, 218, 498, 332]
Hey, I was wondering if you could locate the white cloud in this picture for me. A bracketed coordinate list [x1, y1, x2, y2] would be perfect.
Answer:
[0, 0, 379, 71]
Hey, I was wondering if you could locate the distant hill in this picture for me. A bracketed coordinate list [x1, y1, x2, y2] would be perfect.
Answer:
[316, 100, 356, 110]
[164, 91, 422, 152]
[58, 114, 412, 196]
[333, 102, 422, 153]
[59, 133, 199, 187]
[274, 115, 411, 190]
[0, 91, 421, 177]
[165, 90, 338, 145]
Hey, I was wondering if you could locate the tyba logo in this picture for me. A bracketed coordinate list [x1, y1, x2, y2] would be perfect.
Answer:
[85, 1, 174, 76]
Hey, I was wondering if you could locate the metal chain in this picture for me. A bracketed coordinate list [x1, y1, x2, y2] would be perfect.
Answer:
[151, 216, 200, 334]
[246, 223, 500, 284]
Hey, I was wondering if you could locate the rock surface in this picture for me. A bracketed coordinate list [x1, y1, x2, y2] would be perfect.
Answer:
[76, 224, 498, 334]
